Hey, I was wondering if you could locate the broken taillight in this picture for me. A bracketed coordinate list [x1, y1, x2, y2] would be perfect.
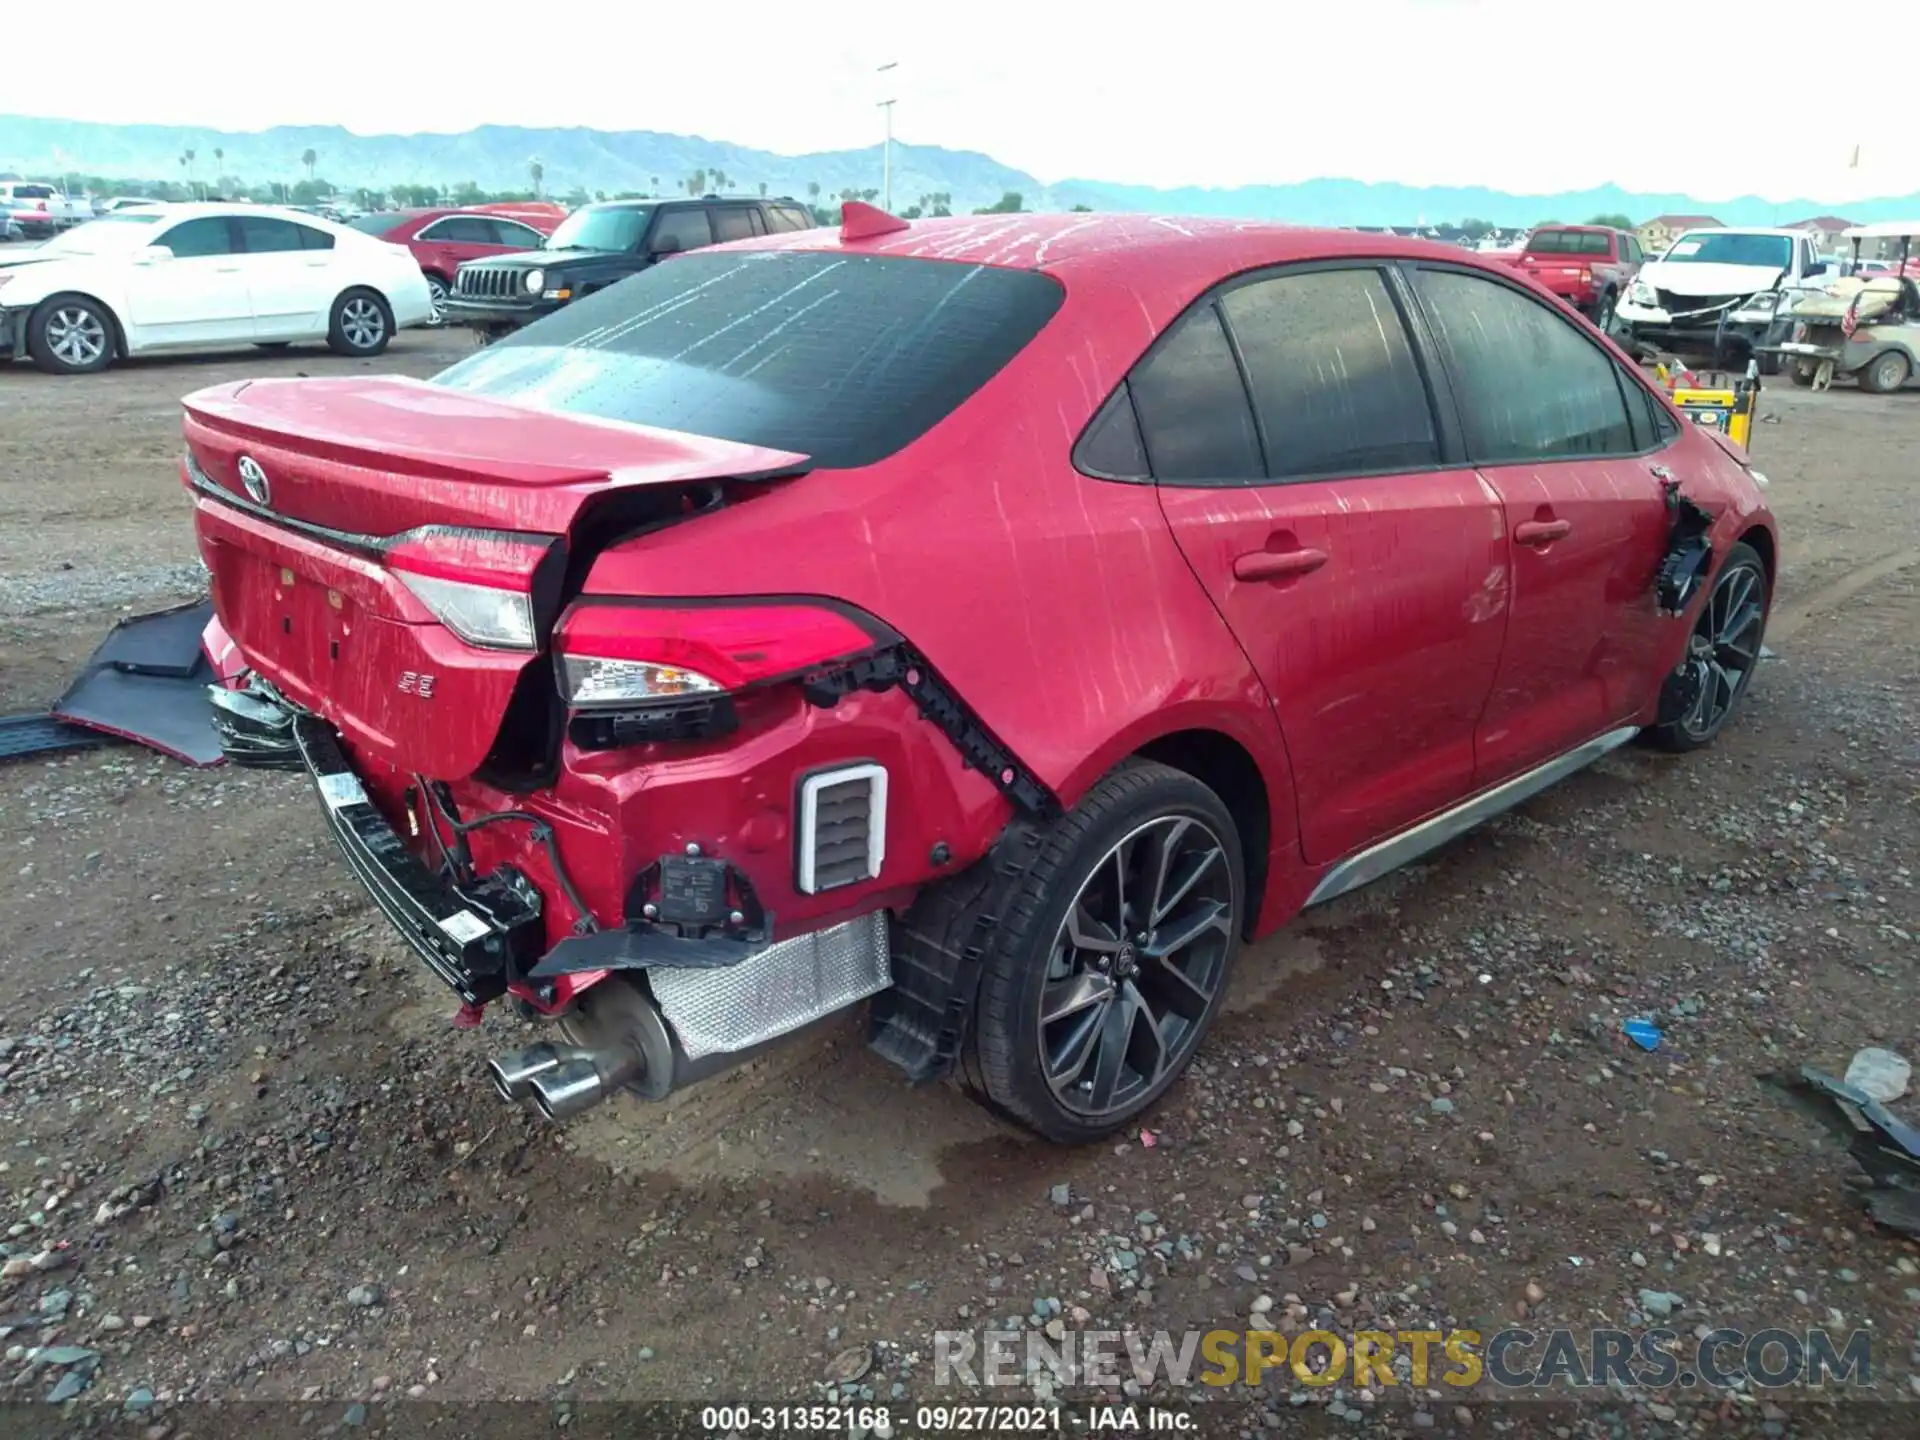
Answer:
[553, 601, 888, 710]
[382, 528, 555, 651]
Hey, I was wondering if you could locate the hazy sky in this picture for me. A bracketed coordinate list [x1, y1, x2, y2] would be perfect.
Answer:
[10, 0, 1908, 201]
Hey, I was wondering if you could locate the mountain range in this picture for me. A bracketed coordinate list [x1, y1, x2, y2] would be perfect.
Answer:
[5, 113, 1918, 228]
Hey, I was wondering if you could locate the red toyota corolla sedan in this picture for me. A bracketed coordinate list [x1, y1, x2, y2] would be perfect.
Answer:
[182, 209, 1776, 1143]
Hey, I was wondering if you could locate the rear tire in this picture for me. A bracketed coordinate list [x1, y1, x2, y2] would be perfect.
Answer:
[1646, 541, 1768, 753]
[1790, 361, 1817, 387]
[1858, 349, 1912, 394]
[959, 761, 1244, 1144]
[327, 288, 393, 357]
[27, 295, 114, 374]
[423, 274, 449, 327]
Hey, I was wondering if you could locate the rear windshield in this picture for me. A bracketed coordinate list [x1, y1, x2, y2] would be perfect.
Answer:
[432, 251, 1066, 469]
[10, 184, 56, 200]
[1526, 229, 1611, 255]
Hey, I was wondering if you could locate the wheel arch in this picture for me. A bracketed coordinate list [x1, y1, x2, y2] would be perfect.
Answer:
[1736, 523, 1776, 591]
[1131, 727, 1274, 938]
[30, 288, 128, 358]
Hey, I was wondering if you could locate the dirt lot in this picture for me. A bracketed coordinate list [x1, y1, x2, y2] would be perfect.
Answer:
[2, 336, 1918, 1437]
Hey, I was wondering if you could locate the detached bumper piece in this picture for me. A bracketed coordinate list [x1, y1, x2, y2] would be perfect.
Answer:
[291, 717, 543, 1006]
[48, 600, 226, 766]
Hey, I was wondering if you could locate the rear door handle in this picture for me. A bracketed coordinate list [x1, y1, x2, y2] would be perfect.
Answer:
[1514, 519, 1573, 546]
[1233, 546, 1329, 581]
[214, 265, 242, 273]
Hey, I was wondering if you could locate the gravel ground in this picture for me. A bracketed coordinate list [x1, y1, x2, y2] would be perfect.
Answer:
[2, 338, 1918, 1438]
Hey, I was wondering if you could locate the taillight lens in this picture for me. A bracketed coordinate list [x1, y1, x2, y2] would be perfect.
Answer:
[383, 527, 554, 651]
[393, 571, 536, 649]
[555, 601, 886, 709]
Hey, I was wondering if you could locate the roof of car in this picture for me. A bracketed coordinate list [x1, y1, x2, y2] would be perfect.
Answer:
[718, 211, 1507, 285]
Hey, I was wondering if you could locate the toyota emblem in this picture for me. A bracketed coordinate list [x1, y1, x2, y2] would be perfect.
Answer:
[237, 455, 271, 506]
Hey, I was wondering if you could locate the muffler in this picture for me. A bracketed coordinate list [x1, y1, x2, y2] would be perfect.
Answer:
[488, 974, 825, 1124]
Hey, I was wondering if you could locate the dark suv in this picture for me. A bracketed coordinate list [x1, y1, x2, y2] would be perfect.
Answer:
[442, 195, 816, 337]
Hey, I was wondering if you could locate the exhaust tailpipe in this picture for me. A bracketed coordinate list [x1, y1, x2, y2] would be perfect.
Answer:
[487, 1042, 567, 1103]
[526, 1045, 644, 1122]
[490, 975, 802, 1124]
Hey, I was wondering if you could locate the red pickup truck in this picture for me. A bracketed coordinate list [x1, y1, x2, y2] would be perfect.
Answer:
[1502, 225, 1646, 330]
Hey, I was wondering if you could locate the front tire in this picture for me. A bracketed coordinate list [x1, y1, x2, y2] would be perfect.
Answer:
[1647, 541, 1769, 753]
[423, 274, 449, 327]
[1790, 361, 1817, 387]
[1858, 349, 1912, 394]
[1590, 291, 1617, 335]
[27, 295, 114, 374]
[327, 288, 393, 357]
[962, 761, 1244, 1144]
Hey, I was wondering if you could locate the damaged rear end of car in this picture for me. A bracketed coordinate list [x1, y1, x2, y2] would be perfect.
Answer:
[184, 246, 1067, 1124]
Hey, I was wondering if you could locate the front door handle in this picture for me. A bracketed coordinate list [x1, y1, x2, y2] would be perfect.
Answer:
[1514, 519, 1573, 546]
[1234, 546, 1329, 581]
[214, 265, 242, 273]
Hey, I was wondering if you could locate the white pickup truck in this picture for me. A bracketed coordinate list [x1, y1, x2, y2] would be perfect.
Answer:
[0, 182, 94, 240]
[1614, 227, 1833, 371]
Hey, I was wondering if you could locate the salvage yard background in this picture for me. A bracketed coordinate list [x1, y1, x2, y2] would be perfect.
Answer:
[1, 335, 1918, 1431]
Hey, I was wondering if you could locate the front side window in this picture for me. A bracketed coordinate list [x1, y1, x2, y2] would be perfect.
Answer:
[157, 217, 237, 258]
[1414, 268, 1636, 463]
[420, 216, 497, 244]
[434, 251, 1064, 470]
[711, 207, 759, 243]
[1127, 304, 1264, 483]
[1220, 267, 1439, 480]
[546, 205, 653, 252]
[649, 208, 714, 253]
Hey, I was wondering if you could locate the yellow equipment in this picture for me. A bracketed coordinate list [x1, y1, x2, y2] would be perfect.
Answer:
[1655, 357, 1761, 448]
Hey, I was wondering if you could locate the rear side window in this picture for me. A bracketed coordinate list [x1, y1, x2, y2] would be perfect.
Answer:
[770, 205, 814, 233]
[1127, 304, 1264, 482]
[1414, 268, 1637, 462]
[1220, 268, 1439, 479]
[490, 219, 545, 247]
[238, 216, 331, 253]
[433, 251, 1065, 470]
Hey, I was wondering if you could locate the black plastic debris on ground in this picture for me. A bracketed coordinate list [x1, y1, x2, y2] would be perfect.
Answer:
[0, 713, 113, 763]
[1761, 1065, 1920, 1237]
[17, 599, 227, 768]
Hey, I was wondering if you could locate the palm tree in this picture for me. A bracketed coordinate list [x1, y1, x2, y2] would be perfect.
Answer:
[650, 175, 659, 197]
[687, 168, 707, 197]
[180, 148, 198, 200]
[213, 147, 224, 186]
[758, 181, 767, 197]
[301, 148, 317, 182]
[807, 180, 821, 202]
[529, 158, 544, 197]
[710, 168, 729, 193]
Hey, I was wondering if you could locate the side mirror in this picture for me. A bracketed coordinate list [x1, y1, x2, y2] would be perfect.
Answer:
[649, 236, 684, 257]
[133, 245, 175, 265]
[1807, 261, 1829, 277]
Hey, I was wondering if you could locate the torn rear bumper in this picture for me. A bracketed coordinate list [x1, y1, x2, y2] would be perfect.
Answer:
[212, 679, 894, 1044]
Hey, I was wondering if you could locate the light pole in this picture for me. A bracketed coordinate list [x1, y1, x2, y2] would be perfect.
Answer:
[877, 61, 898, 212]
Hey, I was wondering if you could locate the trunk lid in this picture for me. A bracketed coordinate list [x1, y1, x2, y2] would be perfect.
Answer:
[184, 375, 807, 778]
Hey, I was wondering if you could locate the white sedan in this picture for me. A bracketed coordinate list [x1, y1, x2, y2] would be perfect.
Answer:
[0, 203, 434, 375]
